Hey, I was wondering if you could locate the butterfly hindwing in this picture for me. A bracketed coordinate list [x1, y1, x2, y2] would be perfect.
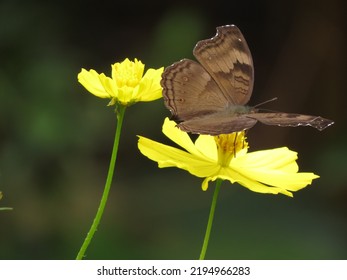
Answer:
[178, 112, 257, 135]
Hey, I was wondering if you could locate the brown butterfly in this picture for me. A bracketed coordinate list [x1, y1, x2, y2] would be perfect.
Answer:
[161, 25, 334, 135]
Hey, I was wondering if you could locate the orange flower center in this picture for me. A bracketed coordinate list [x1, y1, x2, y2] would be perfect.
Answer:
[214, 132, 247, 166]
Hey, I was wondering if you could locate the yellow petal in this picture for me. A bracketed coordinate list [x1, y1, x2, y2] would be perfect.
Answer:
[135, 68, 164, 102]
[228, 147, 319, 195]
[202, 177, 216, 191]
[77, 69, 110, 98]
[195, 135, 218, 161]
[162, 118, 209, 158]
[221, 167, 294, 197]
[235, 165, 318, 190]
[117, 86, 135, 104]
[138, 136, 219, 178]
[98, 74, 118, 98]
[236, 147, 298, 172]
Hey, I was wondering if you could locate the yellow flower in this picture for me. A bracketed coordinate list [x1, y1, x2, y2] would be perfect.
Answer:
[138, 118, 319, 197]
[78, 58, 164, 106]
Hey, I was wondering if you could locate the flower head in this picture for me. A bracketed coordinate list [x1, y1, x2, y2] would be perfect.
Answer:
[138, 118, 319, 197]
[78, 58, 164, 106]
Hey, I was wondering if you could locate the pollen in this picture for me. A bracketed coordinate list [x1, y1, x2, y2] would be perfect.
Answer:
[214, 132, 247, 166]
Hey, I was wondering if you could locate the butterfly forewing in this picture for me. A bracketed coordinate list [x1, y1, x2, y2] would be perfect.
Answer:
[161, 59, 229, 121]
[193, 25, 254, 105]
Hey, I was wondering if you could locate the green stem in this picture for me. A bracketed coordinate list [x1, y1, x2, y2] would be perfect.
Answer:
[76, 105, 126, 260]
[199, 179, 223, 260]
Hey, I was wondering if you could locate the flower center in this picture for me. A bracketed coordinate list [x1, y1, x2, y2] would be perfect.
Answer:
[214, 132, 248, 166]
[112, 59, 144, 88]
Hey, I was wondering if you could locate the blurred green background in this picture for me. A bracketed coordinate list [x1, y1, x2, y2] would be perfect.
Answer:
[1, 0, 346, 259]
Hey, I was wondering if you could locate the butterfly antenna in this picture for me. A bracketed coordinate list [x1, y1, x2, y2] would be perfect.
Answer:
[253, 97, 278, 108]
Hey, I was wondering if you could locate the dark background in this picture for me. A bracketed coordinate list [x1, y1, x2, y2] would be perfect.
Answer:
[0, 0, 346, 259]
